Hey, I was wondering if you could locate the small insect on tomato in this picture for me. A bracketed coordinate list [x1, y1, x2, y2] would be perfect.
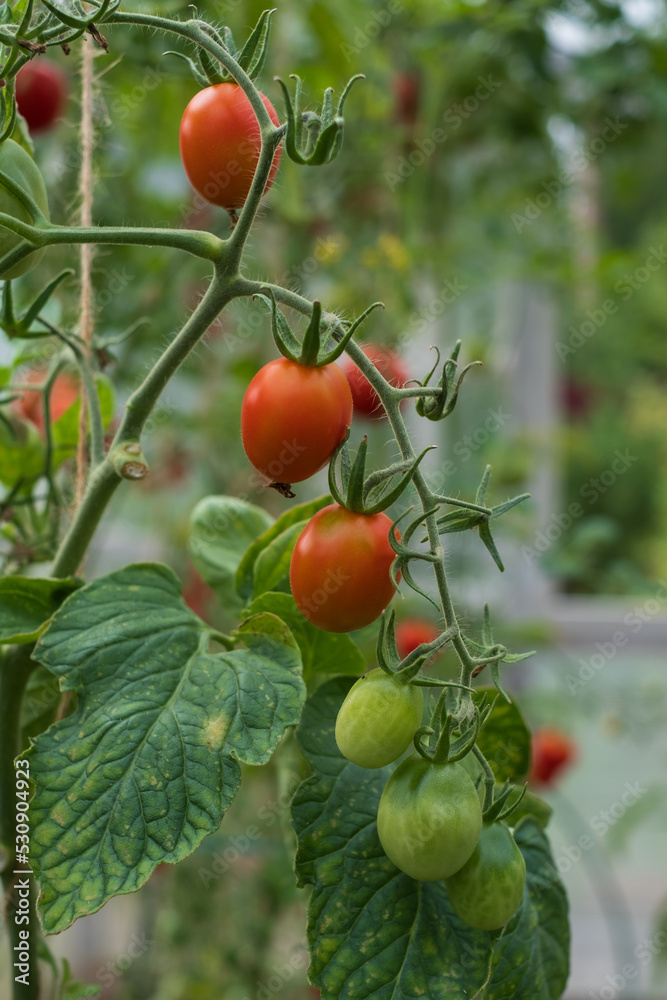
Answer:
[290, 504, 399, 632]
[342, 345, 409, 418]
[241, 359, 353, 486]
[179, 83, 282, 211]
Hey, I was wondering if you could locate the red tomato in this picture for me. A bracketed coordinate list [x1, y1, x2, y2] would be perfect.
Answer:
[342, 345, 409, 418]
[395, 619, 440, 659]
[529, 728, 577, 786]
[16, 59, 67, 133]
[394, 71, 420, 127]
[290, 504, 399, 632]
[182, 565, 215, 621]
[179, 83, 281, 210]
[241, 358, 352, 484]
[14, 369, 79, 437]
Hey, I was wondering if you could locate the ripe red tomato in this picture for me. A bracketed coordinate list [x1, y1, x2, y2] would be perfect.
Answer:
[241, 358, 352, 485]
[290, 504, 399, 632]
[16, 59, 67, 133]
[179, 83, 281, 210]
[395, 619, 440, 660]
[529, 728, 577, 786]
[14, 369, 79, 437]
[342, 345, 409, 418]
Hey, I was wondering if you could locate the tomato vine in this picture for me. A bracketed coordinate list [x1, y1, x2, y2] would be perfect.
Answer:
[0, 4, 570, 1000]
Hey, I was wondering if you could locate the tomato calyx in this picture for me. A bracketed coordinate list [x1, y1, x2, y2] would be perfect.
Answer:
[416, 340, 482, 422]
[262, 288, 382, 367]
[276, 72, 364, 166]
[414, 709, 482, 767]
[376, 608, 466, 688]
[481, 780, 528, 825]
[166, 10, 274, 88]
[328, 430, 433, 516]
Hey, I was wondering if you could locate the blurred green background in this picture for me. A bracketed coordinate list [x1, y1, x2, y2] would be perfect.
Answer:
[2, 0, 667, 997]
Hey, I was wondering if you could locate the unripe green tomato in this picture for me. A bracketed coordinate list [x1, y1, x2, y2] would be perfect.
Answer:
[445, 821, 526, 929]
[459, 749, 486, 806]
[0, 414, 44, 486]
[335, 669, 423, 768]
[0, 139, 49, 278]
[377, 755, 483, 881]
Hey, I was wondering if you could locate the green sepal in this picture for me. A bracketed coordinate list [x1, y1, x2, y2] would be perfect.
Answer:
[1, 269, 74, 338]
[416, 340, 481, 421]
[164, 50, 210, 88]
[235, 8, 275, 81]
[275, 73, 363, 166]
[198, 45, 225, 86]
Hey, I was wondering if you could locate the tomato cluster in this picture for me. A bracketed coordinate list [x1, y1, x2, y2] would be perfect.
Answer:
[334, 672, 526, 927]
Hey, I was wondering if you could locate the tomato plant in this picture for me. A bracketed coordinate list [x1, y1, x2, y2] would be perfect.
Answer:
[0, 6, 571, 1000]
[241, 358, 352, 485]
[15, 59, 67, 133]
[179, 82, 281, 211]
[0, 140, 49, 278]
[445, 821, 527, 929]
[334, 668, 423, 767]
[290, 504, 398, 632]
[342, 344, 409, 418]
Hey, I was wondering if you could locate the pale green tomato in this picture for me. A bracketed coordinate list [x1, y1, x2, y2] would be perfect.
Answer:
[0, 414, 44, 486]
[335, 668, 423, 768]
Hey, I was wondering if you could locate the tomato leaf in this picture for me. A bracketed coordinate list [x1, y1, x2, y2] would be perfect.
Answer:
[235, 494, 331, 600]
[0, 575, 80, 644]
[28, 563, 305, 934]
[292, 677, 493, 1000]
[188, 495, 274, 612]
[485, 817, 570, 1000]
[252, 520, 306, 598]
[475, 686, 531, 782]
[243, 592, 364, 683]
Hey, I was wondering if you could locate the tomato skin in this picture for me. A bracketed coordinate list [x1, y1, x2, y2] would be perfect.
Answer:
[342, 345, 409, 418]
[241, 358, 352, 484]
[529, 728, 576, 786]
[16, 60, 67, 133]
[395, 619, 440, 660]
[335, 669, 423, 768]
[290, 504, 399, 632]
[445, 822, 526, 929]
[0, 140, 50, 278]
[179, 83, 281, 210]
[377, 755, 483, 881]
[13, 369, 79, 437]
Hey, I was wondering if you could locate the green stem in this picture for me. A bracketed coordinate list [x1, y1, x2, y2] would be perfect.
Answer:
[472, 743, 496, 811]
[51, 272, 240, 578]
[0, 645, 40, 1000]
